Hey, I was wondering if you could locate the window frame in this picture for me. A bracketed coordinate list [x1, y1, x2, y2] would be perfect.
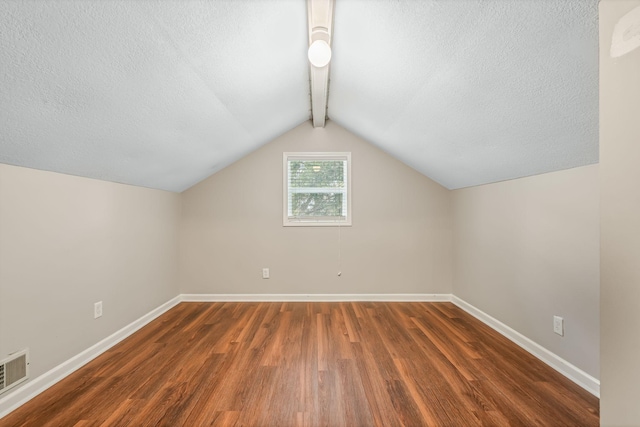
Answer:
[283, 152, 352, 227]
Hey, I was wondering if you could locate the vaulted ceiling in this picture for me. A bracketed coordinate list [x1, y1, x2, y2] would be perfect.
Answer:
[0, 1, 599, 192]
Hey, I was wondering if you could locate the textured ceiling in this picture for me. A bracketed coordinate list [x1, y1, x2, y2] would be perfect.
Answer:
[0, 1, 599, 192]
[330, 0, 599, 189]
[0, 1, 309, 192]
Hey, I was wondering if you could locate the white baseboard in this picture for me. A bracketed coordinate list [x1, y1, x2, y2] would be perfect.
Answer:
[180, 293, 453, 302]
[0, 296, 181, 419]
[451, 296, 600, 397]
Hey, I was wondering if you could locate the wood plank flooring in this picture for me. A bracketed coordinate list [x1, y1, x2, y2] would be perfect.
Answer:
[0, 302, 599, 426]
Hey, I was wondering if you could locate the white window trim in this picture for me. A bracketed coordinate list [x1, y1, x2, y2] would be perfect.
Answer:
[283, 152, 352, 227]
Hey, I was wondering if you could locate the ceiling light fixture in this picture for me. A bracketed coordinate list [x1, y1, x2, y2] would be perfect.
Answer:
[307, 0, 335, 128]
[308, 40, 332, 68]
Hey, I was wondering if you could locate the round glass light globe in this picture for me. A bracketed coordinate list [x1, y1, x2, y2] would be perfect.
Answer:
[308, 40, 332, 68]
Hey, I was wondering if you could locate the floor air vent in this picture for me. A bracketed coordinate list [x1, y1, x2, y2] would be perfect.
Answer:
[0, 349, 29, 395]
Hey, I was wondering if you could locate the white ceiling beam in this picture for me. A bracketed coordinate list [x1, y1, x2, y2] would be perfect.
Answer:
[307, 0, 335, 128]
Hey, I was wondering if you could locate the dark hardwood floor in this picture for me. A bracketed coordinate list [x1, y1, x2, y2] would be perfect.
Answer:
[0, 302, 599, 426]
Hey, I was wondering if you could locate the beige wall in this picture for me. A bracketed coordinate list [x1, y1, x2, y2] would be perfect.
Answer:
[0, 164, 180, 380]
[0, 118, 604, 410]
[180, 121, 452, 295]
[600, 1, 640, 424]
[452, 165, 600, 378]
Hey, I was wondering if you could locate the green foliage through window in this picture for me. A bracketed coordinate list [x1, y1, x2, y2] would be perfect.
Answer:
[291, 192, 343, 217]
[287, 158, 348, 220]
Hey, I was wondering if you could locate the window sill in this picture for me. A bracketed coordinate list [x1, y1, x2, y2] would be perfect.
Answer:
[283, 220, 352, 227]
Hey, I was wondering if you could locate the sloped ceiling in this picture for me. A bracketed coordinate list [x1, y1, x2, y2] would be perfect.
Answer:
[0, 1, 310, 192]
[0, 1, 599, 192]
[329, 0, 599, 189]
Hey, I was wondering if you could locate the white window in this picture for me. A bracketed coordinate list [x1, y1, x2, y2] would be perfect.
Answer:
[283, 152, 351, 226]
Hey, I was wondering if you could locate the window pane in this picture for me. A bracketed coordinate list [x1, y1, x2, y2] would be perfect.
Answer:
[291, 192, 343, 217]
[289, 160, 345, 189]
[283, 152, 351, 226]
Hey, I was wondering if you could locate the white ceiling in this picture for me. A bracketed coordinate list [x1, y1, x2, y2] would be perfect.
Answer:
[0, 1, 599, 192]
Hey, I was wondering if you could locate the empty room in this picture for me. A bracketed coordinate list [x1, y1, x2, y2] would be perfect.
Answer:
[1, 0, 639, 425]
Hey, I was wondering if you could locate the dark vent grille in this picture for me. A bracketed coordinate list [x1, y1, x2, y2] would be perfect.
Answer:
[6, 354, 27, 388]
[0, 350, 28, 395]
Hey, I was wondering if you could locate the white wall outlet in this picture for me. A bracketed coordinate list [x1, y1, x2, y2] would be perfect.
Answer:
[262, 268, 270, 279]
[94, 301, 103, 319]
[553, 315, 564, 336]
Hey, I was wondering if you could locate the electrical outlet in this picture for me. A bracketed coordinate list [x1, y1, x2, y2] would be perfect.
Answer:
[553, 315, 564, 336]
[94, 301, 103, 319]
[262, 268, 270, 279]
